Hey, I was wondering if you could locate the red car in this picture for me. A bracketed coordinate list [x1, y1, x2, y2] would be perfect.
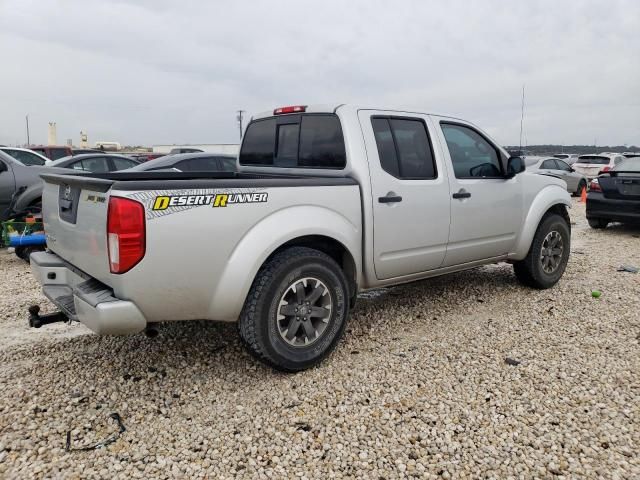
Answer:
[29, 145, 72, 161]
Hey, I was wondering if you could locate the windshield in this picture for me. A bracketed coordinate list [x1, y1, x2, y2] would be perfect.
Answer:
[577, 156, 609, 165]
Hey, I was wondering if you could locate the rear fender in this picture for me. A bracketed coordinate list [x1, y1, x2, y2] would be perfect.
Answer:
[509, 185, 571, 260]
[208, 205, 361, 321]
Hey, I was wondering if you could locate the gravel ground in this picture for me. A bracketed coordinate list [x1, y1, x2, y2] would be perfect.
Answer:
[0, 199, 638, 479]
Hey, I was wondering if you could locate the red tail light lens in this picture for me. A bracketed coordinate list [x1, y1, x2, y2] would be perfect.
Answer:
[589, 179, 602, 192]
[107, 196, 145, 274]
[274, 105, 307, 115]
[599, 166, 611, 174]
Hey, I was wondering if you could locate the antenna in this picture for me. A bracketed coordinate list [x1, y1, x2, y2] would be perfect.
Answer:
[519, 85, 525, 154]
[25, 114, 30, 146]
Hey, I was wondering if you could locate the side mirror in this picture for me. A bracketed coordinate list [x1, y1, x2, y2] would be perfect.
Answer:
[506, 156, 525, 177]
[569, 167, 575, 172]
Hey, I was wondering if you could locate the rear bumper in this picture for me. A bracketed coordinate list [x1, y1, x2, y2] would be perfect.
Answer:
[30, 251, 147, 335]
[586, 193, 640, 224]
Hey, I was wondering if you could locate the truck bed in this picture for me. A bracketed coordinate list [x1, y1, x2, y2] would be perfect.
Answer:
[37, 170, 362, 330]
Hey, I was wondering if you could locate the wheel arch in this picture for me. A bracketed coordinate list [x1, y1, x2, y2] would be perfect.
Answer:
[207, 205, 362, 321]
[509, 185, 572, 260]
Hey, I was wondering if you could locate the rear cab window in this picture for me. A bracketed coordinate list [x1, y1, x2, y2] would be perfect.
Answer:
[577, 156, 609, 165]
[240, 114, 346, 169]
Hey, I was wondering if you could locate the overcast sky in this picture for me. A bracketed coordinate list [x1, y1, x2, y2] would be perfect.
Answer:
[0, 0, 638, 147]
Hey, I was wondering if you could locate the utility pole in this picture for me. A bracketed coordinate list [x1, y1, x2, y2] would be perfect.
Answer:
[25, 114, 30, 146]
[236, 110, 245, 140]
[518, 85, 525, 154]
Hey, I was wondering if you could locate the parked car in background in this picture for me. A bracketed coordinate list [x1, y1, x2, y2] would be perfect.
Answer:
[587, 158, 640, 228]
[527, 157, 587, 195]
[572, 153, 625, 180]
[169, 147, 204, 154]
[553, 153, 579, 165]
[128, 153, 166, 162]
[71, 148, 103, 155]
[0, 151, 70, 220]
[10, 154, 142, 217]
[125, 152, 236, 172]
[623, 152, 640, 158]
[29, 146, 72, 161]
[0, 147, 49, 166]
[48, 153, 141, 172]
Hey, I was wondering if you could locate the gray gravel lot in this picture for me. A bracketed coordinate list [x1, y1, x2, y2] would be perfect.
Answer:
[1, 199, 638, 479]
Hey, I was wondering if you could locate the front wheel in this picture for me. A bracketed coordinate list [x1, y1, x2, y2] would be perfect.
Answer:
[513, 213, 571, 289]
[239, 247, 349, 372]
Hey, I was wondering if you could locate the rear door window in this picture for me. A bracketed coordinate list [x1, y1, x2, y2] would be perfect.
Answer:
[111, 157, 138, 170]
[80, 156, 110, 172]
[240, 114, 346, 169]
[541, 159, 557, 169]
[175, 156, 221, 171]
[371, 117, 437, 179]
[218, 157, 237, 171]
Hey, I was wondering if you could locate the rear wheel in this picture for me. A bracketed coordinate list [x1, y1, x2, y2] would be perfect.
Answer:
[588, 218, 609, 229]
[239, 247, 349, 372]
[513, 213, 571, 289]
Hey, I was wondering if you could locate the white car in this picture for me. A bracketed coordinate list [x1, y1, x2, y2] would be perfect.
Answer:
[572, 153, 625, 180]
[553, 153, 579, 165]
[0, 147, 49, 166]
[527, 157, 588, 195]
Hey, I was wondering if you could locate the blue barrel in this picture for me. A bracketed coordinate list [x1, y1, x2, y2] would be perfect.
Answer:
[8, 234, 47, 247]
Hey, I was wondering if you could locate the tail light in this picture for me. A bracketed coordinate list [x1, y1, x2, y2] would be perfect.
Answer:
[589, 179, 602, 192]
[599, 166, 611, 174]
[274, 105, 306, 115]
[107, 196, 145, 273]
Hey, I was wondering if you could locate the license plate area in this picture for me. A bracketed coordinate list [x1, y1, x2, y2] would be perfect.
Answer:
[58, 183, 82, 224]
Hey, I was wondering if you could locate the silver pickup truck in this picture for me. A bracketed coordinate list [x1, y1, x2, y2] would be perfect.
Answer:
[31, 104, 572, 371]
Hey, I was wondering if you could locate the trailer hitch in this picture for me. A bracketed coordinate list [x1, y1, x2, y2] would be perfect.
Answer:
[28, 305, 69, 328]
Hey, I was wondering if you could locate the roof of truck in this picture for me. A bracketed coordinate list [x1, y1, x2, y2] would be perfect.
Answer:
[251, 104, 465, 122]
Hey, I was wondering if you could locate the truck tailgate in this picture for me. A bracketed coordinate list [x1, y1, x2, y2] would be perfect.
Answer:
[41, 174, 114, 285]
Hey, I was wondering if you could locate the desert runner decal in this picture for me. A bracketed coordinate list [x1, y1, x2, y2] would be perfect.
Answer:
[128, 188, 269, 220]
[152, 192, 268, 210]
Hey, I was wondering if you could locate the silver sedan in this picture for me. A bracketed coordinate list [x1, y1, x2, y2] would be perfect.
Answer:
[526, 157, 588, 196]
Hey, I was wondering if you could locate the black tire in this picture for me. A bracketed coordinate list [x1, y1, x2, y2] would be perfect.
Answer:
[588, 218, 609, 229]
[574, 180, 587, 197]
[513, 213, 571, 289]
[15, 246, 40, 263]
[238, 246, 349, 372]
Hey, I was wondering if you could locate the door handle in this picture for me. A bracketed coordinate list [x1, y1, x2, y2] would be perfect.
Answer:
[452, 190, 471, 199]
[378, 193, 402, 203]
